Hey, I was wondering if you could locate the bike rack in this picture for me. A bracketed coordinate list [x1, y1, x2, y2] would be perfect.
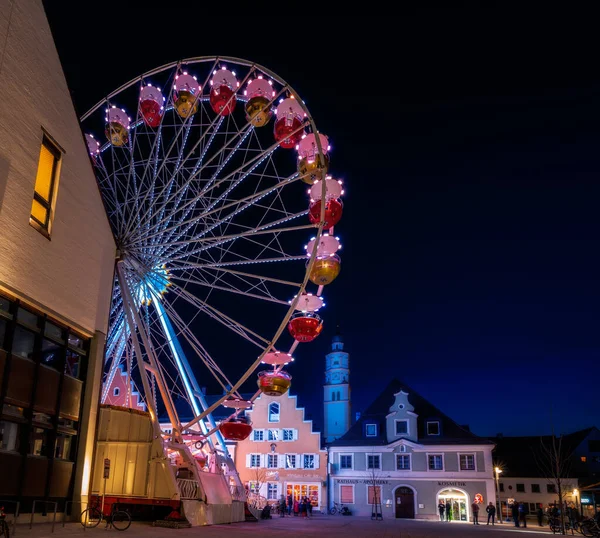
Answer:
[0, 500, 20, 536]
[62, 500, 89, 530]
[29, 500, 58, 533]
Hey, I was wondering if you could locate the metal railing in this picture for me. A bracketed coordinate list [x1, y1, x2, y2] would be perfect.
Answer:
[177, 478, 200, 499]
[29, 500, 58, 533]
[0, 500, 20, 536]
[230, 485, 247, 502]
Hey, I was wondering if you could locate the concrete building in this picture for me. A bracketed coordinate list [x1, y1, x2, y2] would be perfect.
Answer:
[235, 393, 327, 511]
[0, 0, 115, 514]
[328, 379, 496, 520]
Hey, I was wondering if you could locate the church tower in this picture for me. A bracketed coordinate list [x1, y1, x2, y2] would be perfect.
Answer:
[324, 331, 351, 443]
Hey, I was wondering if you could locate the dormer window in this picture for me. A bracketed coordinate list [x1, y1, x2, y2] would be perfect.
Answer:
[395, 420, 409, 436]
[365, 423, 377, 437]
[268, 402, 280, 423]
[426, 421, 440, 435]
[399, 445, 407, 453]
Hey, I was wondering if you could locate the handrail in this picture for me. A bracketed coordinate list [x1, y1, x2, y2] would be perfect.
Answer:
[29, 500, 58, 533]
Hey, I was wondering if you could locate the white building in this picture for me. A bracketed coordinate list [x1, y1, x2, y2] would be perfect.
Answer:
[0, 0, 115, 514]
[324, 333, 351, 443]
[328, 379, 496, 520]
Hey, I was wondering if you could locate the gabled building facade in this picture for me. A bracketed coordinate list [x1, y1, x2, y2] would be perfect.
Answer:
[328, 379, 495, 519]
[235, 392, 327, 511]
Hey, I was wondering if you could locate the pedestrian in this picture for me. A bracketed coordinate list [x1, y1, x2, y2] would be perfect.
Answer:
[293, 498, 299, 516]
[287, 493, 293, 516]
[536, 504, 544, 526]
[446, 502, 453, 521]
[438, 501, 445, 521]
[511, 501, 520, 527]
[471, 501, 480, 525]
[486, 502, 496, 525]
[519, 502, 527, 528]
[307, 497, 313, 517]
[567, 505, 578, 534]
[279, 495, 286, 517]
[299, 498, 306, 518]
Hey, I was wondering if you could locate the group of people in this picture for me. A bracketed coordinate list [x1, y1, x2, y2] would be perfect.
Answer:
[278, 494, 313, 518]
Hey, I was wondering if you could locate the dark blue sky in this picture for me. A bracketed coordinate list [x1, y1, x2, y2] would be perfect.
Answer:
[43, 6, 600, 437]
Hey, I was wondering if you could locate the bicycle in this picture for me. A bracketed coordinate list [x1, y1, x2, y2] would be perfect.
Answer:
[80, 500, 131, 531]
[0, 506, 9, 538]
[329, 501, 351, 515]
[580, 517, 600, 537]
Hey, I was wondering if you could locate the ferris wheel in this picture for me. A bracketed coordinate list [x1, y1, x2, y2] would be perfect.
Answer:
[81, 56, 345, 489]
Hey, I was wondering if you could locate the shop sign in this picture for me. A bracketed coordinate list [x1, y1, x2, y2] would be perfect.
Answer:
[438, 481, 466, 487]
[474, 493, 484, 504]
[336, 479, 390, 485]
[581, 496, 592, 505]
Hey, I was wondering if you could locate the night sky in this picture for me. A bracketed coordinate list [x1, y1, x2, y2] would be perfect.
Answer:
[42, 5, 600, 437]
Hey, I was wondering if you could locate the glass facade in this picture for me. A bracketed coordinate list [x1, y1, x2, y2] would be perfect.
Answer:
[0, 290, 90, 503]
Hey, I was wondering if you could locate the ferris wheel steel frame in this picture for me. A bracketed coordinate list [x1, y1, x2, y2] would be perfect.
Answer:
[83, 56, 336, 493]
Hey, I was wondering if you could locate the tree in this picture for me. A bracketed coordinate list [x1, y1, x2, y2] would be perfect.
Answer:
[247, 466, 268, 509]
[533, 434, 575, 535]
[367, 450, 383, 520]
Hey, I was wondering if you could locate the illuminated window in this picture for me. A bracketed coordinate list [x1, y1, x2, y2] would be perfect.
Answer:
[581, 456, 587, 462]
[268, 402, 280, 422]
[30, 135, 62, 237]
[365, 424, 377, 437]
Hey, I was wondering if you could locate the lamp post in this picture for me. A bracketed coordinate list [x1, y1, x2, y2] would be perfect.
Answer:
[495, 467, 503, 524]
[574, 488, 580, 518]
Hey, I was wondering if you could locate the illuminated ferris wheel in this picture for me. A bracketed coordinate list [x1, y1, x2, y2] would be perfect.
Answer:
[80, 57, 345, 489]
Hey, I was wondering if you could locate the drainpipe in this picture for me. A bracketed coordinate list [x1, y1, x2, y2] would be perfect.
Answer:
[326, 446, 331, 513]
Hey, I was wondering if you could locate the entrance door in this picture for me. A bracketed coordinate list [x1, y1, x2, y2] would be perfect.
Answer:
[395, 487, 415, 518]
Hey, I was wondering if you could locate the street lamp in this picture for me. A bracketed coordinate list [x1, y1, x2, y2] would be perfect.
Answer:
[495, 467, 503, 524]
[573, 488, 580, 518]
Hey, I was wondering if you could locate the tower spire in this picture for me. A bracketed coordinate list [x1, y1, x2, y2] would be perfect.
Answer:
[324, 331, 351, 443]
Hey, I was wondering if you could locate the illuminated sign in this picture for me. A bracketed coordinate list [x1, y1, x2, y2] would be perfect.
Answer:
[438, 482, 466, 487]
[474, 493, 484, 504]
[336, 479, 390, 485]
[581, 496, 592, 504]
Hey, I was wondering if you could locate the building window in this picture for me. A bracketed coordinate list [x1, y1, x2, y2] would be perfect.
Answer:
[268, 454, 278, 468]
[396, 454, 411, 470]
[547, 484, 556, 494]
[268, 402, 280, 423]
[428, 454, 444, 471]
[516, 483, 525, 493]
[459, 454, 476, 471]
[531, 484, 540, 493]
[249, 454, 261, 468]
[282, 429, 295, 441]
[253, 430, 264, 442]
[267, 482, 278, 500]
[303, 454, 315, 469]
[30, 135, 62, 237]
[113, 387, 120, 397]
[395, 420, 409, 435]
[340, 485, 354, 504]
[30, 427, 50, 457]
[399, 445, 407, 453]
[499, 483, 504, 492]
[54, 434, 73, 460]
[267, 429, 279, 441]
[427, 421, 440, 435]
[340, 454, 353, 470]
[528, 503, 537, 513]
[581, 456, 587, 462]
[365, 424, 377, 437]
[285, 454, 296, 469]
[0, 421, 21, 452]
[367, 454, 381, 470]
[368, 485, 382, 505]
[248, 481, 260, 494]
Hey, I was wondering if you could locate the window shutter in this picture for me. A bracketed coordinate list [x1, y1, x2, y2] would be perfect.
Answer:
[314, 454, 320, 469]
[246, 454, 251, 468]
[294, 428, 299, 440]
[297, 454, 304, 469]
[260, 454, 267, 468]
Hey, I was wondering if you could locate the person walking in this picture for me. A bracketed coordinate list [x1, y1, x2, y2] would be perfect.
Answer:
[472, 501, 480, 525]
[486, 502, 496, 525]
[567, 505, 578, 534]
[307, 497, 313, 518]
[279, 495, 286, 517]
[287, 493, 293, 516]
[511, 501, 520, 527]
[536, 504, 544, 526]
[438, 501, 446, 521]
[293, 498, 299, 516]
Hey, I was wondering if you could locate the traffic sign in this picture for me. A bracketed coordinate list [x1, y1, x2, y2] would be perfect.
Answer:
[103, 458, 110, 479]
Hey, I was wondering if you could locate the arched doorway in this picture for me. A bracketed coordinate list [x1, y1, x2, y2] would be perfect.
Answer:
[394, 486, 415, 519]
[437, 488, 469, 522]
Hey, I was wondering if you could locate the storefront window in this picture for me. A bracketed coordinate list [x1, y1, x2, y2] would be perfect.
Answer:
[0, 421, 21, 452]
[45, 322, 64, 342]
[65, 349, 81, 378]
[286, 483, 320, 506]
[17, 307, 39, 329]
[12, 326, 35, 358]
[42, 338, 63, 369]
[68, 333, 84, 351]
[340, 485, 354, 504]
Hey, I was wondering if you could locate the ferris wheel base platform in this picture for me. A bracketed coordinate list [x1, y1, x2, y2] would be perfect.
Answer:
[182, 499, 245, 526]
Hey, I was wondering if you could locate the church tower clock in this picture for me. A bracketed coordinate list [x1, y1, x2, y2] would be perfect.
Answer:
[324, 331, 351, 442]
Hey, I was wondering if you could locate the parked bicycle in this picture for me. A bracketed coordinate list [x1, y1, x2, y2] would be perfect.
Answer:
[329, 501, 351, 515]
[0, 506, 9, 538]
[80, 500, 131, 531]
[580, 517, 600, 537]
